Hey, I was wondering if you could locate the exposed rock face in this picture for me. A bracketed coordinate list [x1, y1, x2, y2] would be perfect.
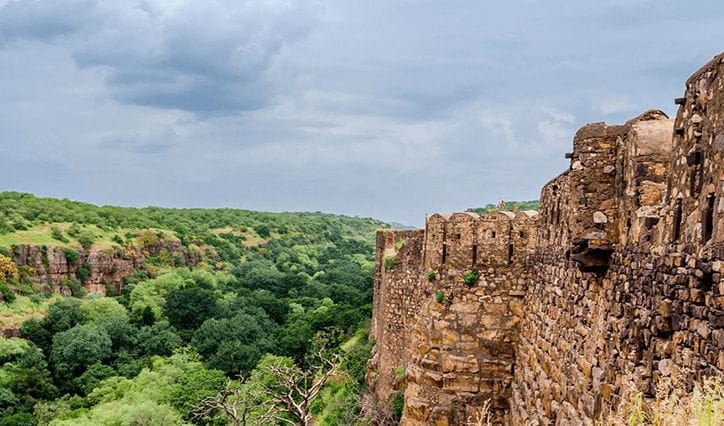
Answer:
[10, 240, 200, 295]
[368, 53, 724, 425]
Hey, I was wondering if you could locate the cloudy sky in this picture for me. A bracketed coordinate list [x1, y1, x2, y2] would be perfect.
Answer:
[1, 0, 722, 225]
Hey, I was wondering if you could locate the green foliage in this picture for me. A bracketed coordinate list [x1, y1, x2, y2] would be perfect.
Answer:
[137, 321, 182, 357]
[1, 280, 16, 303]
[51, 351, 225, 425]
[469, 199, 540, 215]
[393, 237, 405, 251]
[164, 287, 219, 330]
[427, 270, 436, 282]
[50, 324, 112, 380]
[392, 391, 405, 420]
[463, 270, 479, 286]
[74, 363, 116, 395]
[0, 413, 36, 426]
[62, 249, 79, 264]
[192, 311, 276, 375]
[50, 227, 68, 243]
[63, 278, 86, 297]
[393, 367, 406, 380]
[76, 231, 95, 250]
[0, 338, 30, 364]
[75, 267, 91, 284]
[1, 191, 383, 423]
[435, 290, 445, 303]
[383, 255, 400, 271]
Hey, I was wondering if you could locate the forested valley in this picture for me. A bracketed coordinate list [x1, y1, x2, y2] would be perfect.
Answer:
[0, 192, 386, 425]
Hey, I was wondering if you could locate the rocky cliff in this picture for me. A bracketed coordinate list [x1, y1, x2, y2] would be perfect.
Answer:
[10, 238, 200, 295]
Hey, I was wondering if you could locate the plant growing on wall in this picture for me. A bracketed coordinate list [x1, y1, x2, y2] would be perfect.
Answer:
[64, 248, 80, 264]
[426, 270, 436, 282]
[391, 391, 405, 421]
[383, 255, 401, 271]
[435, 290, 445, 303]
[394, 238, 405, 251]
[393, 367, 406, 380]
[463, 270, 479, 286]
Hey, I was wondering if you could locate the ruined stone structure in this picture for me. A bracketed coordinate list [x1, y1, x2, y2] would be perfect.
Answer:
[367, 54, 724, 424]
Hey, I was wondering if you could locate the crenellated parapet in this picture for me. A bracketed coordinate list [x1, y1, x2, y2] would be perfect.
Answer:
[423, 210, 538, 272]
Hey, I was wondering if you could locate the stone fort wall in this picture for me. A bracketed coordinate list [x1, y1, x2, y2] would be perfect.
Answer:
[367, 53, 724, 425]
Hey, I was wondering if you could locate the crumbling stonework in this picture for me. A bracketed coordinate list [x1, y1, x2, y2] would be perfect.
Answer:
[368, 54, 724, 425]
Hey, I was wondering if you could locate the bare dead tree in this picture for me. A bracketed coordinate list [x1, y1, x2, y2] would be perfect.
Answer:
[257, 344, 342, 426]
[191, 377, 262, 426]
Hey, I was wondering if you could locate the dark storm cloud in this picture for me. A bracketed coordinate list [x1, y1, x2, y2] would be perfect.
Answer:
[1, 0, 321, 114]
[0, 0, 723, 225]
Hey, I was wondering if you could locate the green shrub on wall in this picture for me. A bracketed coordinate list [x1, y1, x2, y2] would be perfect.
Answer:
[392, 391, 405, 421]
[426, 270, 436, 282]
[435, 290, 445, 303]
[463, 270, 479, 286]
[383, 255, 401, 271]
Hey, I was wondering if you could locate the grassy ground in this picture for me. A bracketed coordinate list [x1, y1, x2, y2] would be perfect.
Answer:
[0, 223, 177, 250]
[0, 294, 61, 333]
[210, 226, 267, 248]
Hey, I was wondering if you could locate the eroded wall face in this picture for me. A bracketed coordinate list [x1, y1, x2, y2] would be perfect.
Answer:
[669, 55, 724, 258]
[402, 268, 527, 425]
[368, 229, 426, 408]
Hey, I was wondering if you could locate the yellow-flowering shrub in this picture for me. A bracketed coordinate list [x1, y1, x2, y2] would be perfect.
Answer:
[0, 254, 19, 281]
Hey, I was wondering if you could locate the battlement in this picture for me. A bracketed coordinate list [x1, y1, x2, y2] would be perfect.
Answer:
[423, 210, 538, 271]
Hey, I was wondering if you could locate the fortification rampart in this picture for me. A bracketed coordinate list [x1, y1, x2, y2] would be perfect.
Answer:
[368, 53, 723, 425]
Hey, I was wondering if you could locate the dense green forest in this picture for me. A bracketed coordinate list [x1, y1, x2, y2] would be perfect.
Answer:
[0, 192, 387, 425]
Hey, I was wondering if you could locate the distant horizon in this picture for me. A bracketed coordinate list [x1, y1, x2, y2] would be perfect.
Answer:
[0, 189, 540, 228]
[2, 1, 723, 225]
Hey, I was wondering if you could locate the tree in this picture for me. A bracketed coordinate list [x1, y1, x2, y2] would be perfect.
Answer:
[50, 324, 112, 380]
[192, 312, 276, 375]
[253, 340, 342, 426]
[137, 321, 182, 356]
[164, 287, 219, 330]
[192, 377, 264, 426]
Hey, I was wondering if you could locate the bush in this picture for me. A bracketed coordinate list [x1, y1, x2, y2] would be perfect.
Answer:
[391, 391, 405, 420]
[0, 280, 16, 303]
[67, 223, 82, 238]
[0, 254, 20, 281]
[435, 291, 444, 303]
[76, 266, 91, 284]
[393, 367, 406, 380]
[463, 270, 478, 286]
[77, 231, 95, 250]
[383, 256, 401, 271]
[64, 249, 80, 264]
[426, 271, 436, 282]
[64, 278, 86, 298]
[51, 226, 69, 243]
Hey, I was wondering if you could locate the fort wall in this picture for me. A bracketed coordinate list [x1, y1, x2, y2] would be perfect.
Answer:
[367, 53, 724, 425]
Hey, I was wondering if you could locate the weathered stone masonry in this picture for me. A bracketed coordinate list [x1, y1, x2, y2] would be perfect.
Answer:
[367, 54, 724, 425]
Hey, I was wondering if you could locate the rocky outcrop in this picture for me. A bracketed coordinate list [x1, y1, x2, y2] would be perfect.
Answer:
[368, 53, 724, 425]
[10, 239, 200, 295]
